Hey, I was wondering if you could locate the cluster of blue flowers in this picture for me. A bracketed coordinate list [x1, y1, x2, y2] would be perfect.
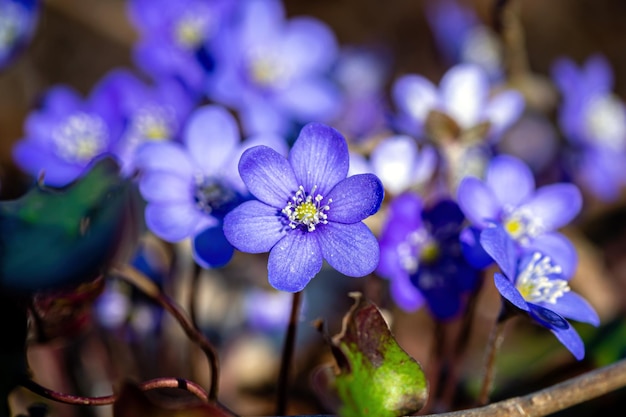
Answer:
[7, 0, 618, 360]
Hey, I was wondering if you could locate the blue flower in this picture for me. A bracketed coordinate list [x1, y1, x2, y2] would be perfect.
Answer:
[0, 0, 39, 69]
[128, 0, 235, 94]
[480, 226, 599, 360]
[377, 194, 480, 320]
[93, 69, 194, 175]
[392, 64, 523, 141]
[207, 0, 340, 135]
[136, 104, 286, 268]
[457, 154, 581, 275]
[223, 123, 383, 292]
[552, 55, 626, 201]
[13, 85, 123, 186]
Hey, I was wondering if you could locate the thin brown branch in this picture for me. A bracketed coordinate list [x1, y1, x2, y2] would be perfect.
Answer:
[422, 356, 626, 417]
[20, 377, 209, 406]
[111, 264, 220, 401]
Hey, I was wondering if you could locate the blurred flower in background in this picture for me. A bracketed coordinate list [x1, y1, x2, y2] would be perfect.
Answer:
[127, 0, 235, 95]
[425, 0, 503, 81]
[0, 0, 39, 70]
[207, 0, 341, 136]
[378, 194, 481, 320]
[12, 84, 124, 186]
[93, 69, 194, 175]
[136, 104, 286, 268]
[348, 135, 437, 196]
[392, 63, 523, 143]
[552, 55, 626, 201]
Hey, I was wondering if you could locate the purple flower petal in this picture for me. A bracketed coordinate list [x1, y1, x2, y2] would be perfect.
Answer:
[274, 79, 341, 123]
[134, 142, 194, 179]
[392, 74, 438, 126]
[281, 17, 337, 74]
[486, 155, 535, 208]
[517, 183, 582, 232]
[526, 232, 577, 279]
[457, 177, 501, 228]
[238, 145, 298, 208]
[289, 122, 349, 195]
[223, 200, 287, 253]
[584, 54, 614, 94]
[268, 230, 323, 292]
[43, 86, 83, 115]
[184, 105, 239, 174]
[440, 64, 487, 128]
[145, 202, 212, 242]
[325, 174, 384, 223]
[389, 272, 425, 312]
[528, 304, 584, 360]
[316, 222, 379, 277]
[239, 98, 289, 136]
[348, 151, 370, 177]
[537, 292, 599, 326]
[494, 272, 528, 311]
[551, 57, 579, 95]
[460, 226, 494, 269]
[139, 171, 192, 204]
[483, 90, 524, 140]
[12, 141, 83, 186]
[551, 325, 585, 360]
[223, 133, 288, 194]
[370, 135, 419, 195]
[481, 227, 518, 280]
[193, 225, 235, 268]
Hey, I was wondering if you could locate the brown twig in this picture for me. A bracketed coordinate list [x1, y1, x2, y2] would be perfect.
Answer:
[423, 356, 626, 417]
[111, 264, 220, 401]
[20, 377, 209, 406]
[275, 290, 303, 415]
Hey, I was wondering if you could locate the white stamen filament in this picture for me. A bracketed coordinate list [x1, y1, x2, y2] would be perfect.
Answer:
[516, 252, 570, 304]
[282, 185, 331, 232]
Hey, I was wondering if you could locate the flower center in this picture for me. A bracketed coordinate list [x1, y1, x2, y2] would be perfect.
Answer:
[396, 228, 432, 274]
[516, 252, 569, 304]
[585, 94, 626, 150]
[194, 176, 240, 218]
[174, 12, 212, 50]
[132, 105, 175, 141]
[52, 113, 109, 163]
[503, 208, 543, 244]
[282, 185, 331, 232]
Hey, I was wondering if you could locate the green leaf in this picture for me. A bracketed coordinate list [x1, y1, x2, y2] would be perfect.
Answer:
[327, 293, 428, 417]
[0, 157, 141, 294]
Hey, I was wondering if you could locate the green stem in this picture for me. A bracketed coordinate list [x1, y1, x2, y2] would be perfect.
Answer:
[275, 291, 303, 415]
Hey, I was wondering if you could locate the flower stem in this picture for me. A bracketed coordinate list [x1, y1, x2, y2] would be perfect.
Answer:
[275, 290, 303, 416]
[112, 264, 220, 401]
[477, 318, 508, 405]
[440, 275, 486, 409]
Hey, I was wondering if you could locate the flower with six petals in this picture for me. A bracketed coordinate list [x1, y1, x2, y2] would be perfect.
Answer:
[223, 122, 384, 292]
